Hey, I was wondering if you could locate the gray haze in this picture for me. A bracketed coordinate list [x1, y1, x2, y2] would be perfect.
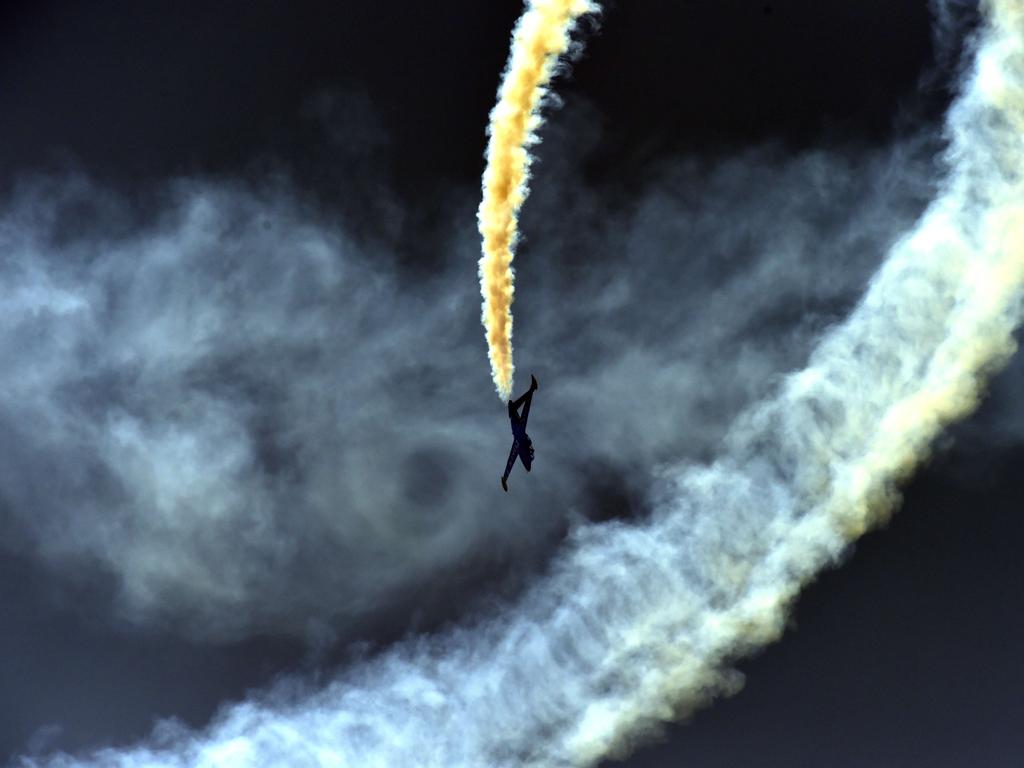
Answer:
[0, 123, 937, 643]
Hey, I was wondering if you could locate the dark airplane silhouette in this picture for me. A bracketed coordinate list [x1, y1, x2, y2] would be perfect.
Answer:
[502, 375, 538, 491]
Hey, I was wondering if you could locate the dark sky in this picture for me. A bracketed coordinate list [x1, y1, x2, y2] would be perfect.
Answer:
[0, 0, 939, 186]
[2, 1, 1022, 766]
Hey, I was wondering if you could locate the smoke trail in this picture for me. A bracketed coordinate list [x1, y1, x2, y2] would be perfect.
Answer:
[22, 2, 1024, 767]
[478, 0, 598, 401]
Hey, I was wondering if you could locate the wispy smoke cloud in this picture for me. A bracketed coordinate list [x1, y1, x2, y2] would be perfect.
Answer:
[0, 130, 927, 646]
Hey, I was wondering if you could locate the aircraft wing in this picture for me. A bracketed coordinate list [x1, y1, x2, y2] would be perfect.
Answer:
[520, 392, 532, 430]
[503, 439, 520, 479]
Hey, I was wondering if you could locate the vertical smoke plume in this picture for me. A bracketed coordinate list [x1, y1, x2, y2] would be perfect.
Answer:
[478, 0, 598, 400]
[21, 2, 1024, 767]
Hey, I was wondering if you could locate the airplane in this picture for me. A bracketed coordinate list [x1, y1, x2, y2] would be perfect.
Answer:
[501, 374, 538, 492]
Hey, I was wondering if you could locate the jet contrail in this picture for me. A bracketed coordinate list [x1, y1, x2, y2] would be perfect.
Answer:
[478, 0, 598, 401]
[23, 2, 1024, 767]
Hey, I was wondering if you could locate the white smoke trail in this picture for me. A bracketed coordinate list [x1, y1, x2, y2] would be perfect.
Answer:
[22, 1, 1024, 766]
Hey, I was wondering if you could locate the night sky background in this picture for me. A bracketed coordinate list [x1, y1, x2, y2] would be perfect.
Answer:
[1, 1, 1022, 766]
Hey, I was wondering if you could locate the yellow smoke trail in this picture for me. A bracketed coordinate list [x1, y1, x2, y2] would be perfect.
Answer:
[478, 0, 597, 401]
